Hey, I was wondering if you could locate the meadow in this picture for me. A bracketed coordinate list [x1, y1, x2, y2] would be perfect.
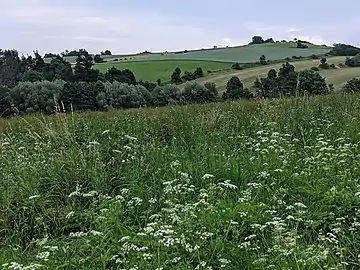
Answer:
[94, 60, 232, 82]
[106, 42, 331, 63]
[192, 56, 360, 91]
[1, 93, 360, 269]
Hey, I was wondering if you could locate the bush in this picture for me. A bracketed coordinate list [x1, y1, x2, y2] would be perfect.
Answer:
[343, 78, 360, 93]
[311, 67, 320, 71]
[97, 82, 151, 110]
[0, 86, 12, 116]
[260, 55, 267, 65]
[330, 64, 336, 69]
[11, 80, 66, 114]
[297, 42, 309, 49]
[182, 71, 196, 81]
[151, 84, 182, 106]
[194, 67, 204, 78]
[297, 70, 329, 95]
[183, 81, 218, 103]
[60, 81, 103, 112]
[311, 54, 319, 59]
[231, 63, 243, 70]
[223, 76, 251, 100]
[328, 83, 335, 92]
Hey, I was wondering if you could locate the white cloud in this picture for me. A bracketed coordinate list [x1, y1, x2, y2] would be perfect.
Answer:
[286, 28, 304, 33]
[292, 35, 326, 45]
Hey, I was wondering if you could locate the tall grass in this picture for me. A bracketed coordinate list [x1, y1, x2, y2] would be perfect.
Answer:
[1, 94, 360, 269]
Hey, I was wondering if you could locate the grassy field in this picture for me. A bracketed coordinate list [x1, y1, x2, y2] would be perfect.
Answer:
[94, 60, 232, 82]
[45, 42, 331, 65]
[190, 56, 360, 91]
[106, 42, 331, 63]
[2, 93, 360, 269]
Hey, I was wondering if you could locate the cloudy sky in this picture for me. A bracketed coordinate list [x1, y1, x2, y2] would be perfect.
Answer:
[0, 0, 358, 55]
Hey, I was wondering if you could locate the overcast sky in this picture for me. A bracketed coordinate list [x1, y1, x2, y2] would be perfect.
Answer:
[0, 0, 358, 55]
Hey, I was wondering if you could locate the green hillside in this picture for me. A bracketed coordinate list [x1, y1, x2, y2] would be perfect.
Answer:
[189, 56, 359, 91]
[107, 42, 331, 63]
[94, 60, 232, 82]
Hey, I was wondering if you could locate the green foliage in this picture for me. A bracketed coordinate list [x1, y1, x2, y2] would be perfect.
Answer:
[260, 55, 267, 65]
[311, 67, 320, 71]
[74, 49, 99, 82]
[255, 63, 329, 98]
[42, 56, 74, 82]
[181, 71, 196, 81]
[137, 80, 157, 92]
[231, 62, 243, 70]
[101, 50, 112, 56]
[94, 54, 104, 63]
[297, 70, 329, 95]
[319, 58, 330, 69]
[10, 80, 65, 114]
[330, 43, 360, 56]
[297, 42, 309, 49]
[105, 67, 137, 85]
[60, 81, 103, 111]
[343, 78, 360, 93]
[19, 70, 44, 82]
[250, 36, 265, 44]
[0, 50, 23, 88]
[151, 84, 182, 106]
[183, 81, 218, 103]
[194, 67, 204, 78]
[171, 67, 182, 84]
[0, 86, 11, 116]
[345, 54, 360, 67]
[97, 82, 150, 109]
[223, 76, 250, 100]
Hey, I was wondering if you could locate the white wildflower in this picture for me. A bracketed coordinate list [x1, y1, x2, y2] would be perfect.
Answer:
[36, 251, 50, 261]
[202, 174, 215, 180]
[65, 211, 75, 219]
[119, 236, 131, 242]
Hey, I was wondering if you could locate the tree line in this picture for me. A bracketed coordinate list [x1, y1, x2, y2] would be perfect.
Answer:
[1, 45, 360, 117]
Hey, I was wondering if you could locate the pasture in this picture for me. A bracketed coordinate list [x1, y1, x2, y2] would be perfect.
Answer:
[1, 93, 360, 269]
[191, 56, 360, 91]
[106, 42, 331, 63]
[94, 60, 232, 82]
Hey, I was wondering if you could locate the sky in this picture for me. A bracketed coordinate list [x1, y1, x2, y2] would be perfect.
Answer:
[0, 0, 359, 55]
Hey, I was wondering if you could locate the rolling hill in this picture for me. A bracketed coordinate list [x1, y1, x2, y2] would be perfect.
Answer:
[94, 60, 232, 82]
[183, 56, 360, 92]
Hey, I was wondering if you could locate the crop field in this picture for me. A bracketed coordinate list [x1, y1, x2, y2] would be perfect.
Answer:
[192, 56, 360, 91]
[107, 43, 331, 63]
[2, 94, 360, 269]
[94, 60, 232, 82]
[45, 43, 331, 66]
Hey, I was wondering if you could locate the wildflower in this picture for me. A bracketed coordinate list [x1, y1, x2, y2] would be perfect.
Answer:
[43, 246, 58, 251]
[89, 230, 102, 236]
[202, 174, 215, 180]
[69, 231, 88, 238]
[36, 251, 50, 261]
[83, 191, 98, 197]
[218, 180, 237, 189]
[119, 236, 131, 242]
[124, 134, 138, 142]
[65, 211, 75, 219]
